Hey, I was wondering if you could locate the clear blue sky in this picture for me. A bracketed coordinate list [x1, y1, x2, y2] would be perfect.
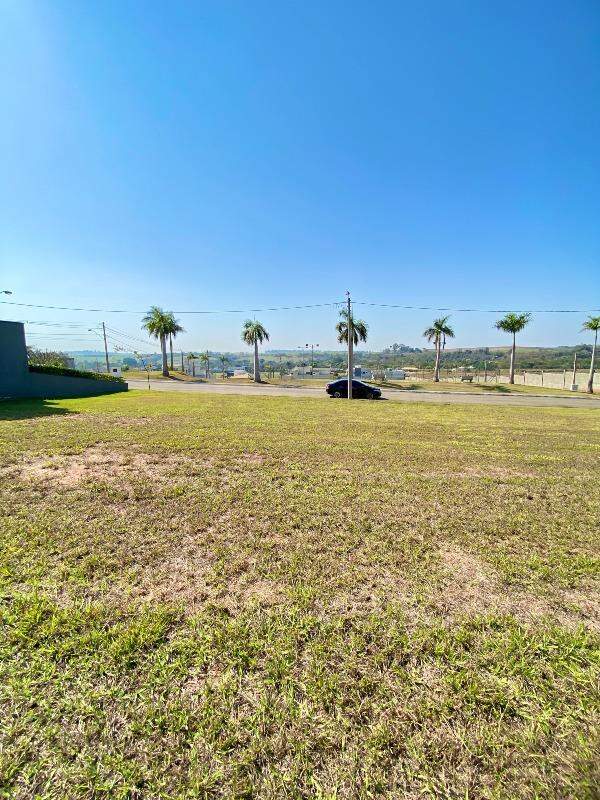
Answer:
[1, 0, 599, 353]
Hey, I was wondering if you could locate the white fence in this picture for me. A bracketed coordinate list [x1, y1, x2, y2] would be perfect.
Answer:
[406, 369, 597, 390]
[492, 370, 596, 390]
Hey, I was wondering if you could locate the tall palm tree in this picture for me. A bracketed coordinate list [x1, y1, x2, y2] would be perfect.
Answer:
[242, 320, 269, 382]
[495, 312, 531, 384]
[187, 352, 197, 377]
[165, 313, 184, 371]
[220, 355, 230, 379]
[423, 316, 455, 382]
[142, 306, 172, 377]
[200, 351, 210, 379]
[335, 309, 368, 346]
[582, 316, 600, 394]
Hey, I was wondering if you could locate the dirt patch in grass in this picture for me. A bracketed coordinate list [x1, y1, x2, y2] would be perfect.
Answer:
[437, 545, 599, 630]
[115, 552, 285, 614]
[10, 445, 204, 488]
[236, 452, 265, 465]
[424, 466, 537, 480]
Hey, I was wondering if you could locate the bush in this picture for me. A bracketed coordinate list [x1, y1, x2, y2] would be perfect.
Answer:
[29, 365, 125, 383]
[26, 347, 72, 368]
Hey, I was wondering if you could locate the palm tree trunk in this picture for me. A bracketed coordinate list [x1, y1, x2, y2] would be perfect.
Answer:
[433, 337, 441, 382]
[587, 329, 597, 394]
[169, 335, 174, 370]
[509, 333, 516, 384]
[161, 335, 169, 377]
[254, 340, 260, 382]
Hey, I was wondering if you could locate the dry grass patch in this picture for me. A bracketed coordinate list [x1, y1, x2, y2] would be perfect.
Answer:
[438, 545, 600, 631]
[9, 444, 208, 488]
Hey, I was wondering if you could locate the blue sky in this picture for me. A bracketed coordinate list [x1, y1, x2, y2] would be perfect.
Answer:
[1, 0, 599, 353]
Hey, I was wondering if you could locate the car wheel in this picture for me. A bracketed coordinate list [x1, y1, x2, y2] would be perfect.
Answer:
[333, 391, 341, 398]
[368, 392, 376, 399]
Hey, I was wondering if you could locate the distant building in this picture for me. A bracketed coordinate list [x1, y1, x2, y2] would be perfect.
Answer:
[386, 369, 407, 379]
[292, 367, 332, 377]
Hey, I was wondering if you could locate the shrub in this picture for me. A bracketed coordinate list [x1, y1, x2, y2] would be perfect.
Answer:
[28, 365, 125, 383]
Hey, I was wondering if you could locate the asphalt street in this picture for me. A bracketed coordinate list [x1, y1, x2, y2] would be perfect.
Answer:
[125, 379, 600, 409]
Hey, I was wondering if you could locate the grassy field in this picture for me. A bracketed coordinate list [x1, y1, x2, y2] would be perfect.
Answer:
[1, 391, 599, 799]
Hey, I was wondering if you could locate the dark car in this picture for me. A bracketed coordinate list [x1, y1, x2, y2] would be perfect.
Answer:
[325, 379, 382, 399]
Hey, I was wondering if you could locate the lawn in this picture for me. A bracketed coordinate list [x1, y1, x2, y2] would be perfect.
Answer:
[0, 391, 598, 799]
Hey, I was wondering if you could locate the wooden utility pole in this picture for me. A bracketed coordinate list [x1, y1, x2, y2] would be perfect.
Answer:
[181, 351, 184, 372]
[346, 291, 353, 400]
[102, 323, 110, 372]
[571, 352, 578, 389]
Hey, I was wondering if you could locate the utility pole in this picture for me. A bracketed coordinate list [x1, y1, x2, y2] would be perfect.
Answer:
[181, 351, 184, 372]
[102, 322, 110, 372]
[303, 343, 319, 374]
[571, 352, 578, 390]
[346, 291, 353, 400]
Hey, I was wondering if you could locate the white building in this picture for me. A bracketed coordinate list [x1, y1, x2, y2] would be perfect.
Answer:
[292, 367, 333, 377]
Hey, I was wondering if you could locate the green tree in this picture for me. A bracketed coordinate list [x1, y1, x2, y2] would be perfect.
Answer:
[163, 313, 184, 371]
[142, 306, 172, 376]
[199, 351, 210, 379]
[242, 320, 270, 383]
[187, 353, 198, 377]
[335, 309, 368, 346]
[494, 312, 531, 384]
[582, 316, 600, 394]
[220, 355, 230, 379]
[423, 316, 455, 382]
[26, 347, 72, 368]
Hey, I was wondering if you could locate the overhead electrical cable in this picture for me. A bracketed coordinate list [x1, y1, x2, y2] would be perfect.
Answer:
[3, 299, 598, 315]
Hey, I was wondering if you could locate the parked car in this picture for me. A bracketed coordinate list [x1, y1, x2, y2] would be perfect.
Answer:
[325, 379, 382, 399]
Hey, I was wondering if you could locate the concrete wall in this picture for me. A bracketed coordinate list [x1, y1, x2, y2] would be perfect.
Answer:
[471, 370, 597, 390]
[0, 320, 128, 399]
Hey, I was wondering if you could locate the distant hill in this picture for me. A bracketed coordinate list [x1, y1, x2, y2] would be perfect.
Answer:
[61, 344, 594, 373]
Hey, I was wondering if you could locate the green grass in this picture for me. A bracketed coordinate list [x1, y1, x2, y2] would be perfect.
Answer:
[1, 391, 599, 799]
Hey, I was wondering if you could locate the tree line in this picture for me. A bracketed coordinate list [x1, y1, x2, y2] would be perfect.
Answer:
[141, 306, 600, 393]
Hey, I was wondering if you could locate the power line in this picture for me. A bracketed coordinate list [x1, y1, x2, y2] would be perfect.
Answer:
[1, 300, 341, 314]
[2, 298, 598, 316]
[21, 320, 91, 328]
[354, 302, 600, 313]
[104, 325, 155, 347]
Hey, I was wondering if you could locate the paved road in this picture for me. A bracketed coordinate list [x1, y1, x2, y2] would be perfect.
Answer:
[126, 379, 600, 409]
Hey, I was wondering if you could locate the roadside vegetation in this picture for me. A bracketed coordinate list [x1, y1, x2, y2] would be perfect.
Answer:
[1, 391, 598, 798]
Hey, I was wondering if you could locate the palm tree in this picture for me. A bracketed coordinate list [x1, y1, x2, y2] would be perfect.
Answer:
[423, 316, 455, 382]
[142, 306, 172, 377]
[165, 313, 184, 371]
[187, 352, 197, 377]
[495, 312, 531, 384]
[242, 320, 270, 382]
[335, 309, 368, 346]
[200, 351, 210, 379]
[220, 355, 230, 379]
[582, 316, 600, 394]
